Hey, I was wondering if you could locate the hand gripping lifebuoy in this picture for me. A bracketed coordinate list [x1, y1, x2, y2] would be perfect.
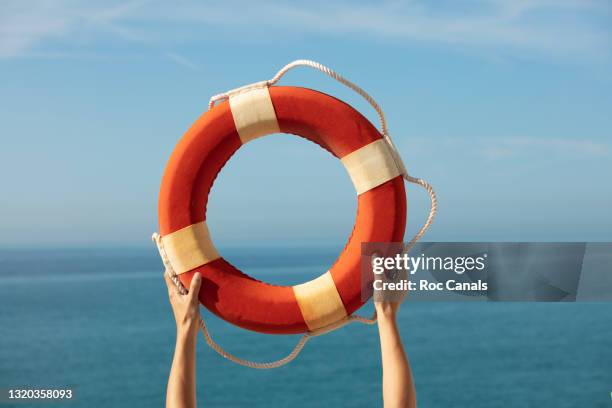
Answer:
[157, 83, 406, 334]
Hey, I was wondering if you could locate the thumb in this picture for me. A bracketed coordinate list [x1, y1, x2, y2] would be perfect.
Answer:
[188, 272, 202, 303]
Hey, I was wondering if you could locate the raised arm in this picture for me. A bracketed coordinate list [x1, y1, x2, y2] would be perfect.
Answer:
[164, 271, 202, 408]
[375, 301, 416, 408]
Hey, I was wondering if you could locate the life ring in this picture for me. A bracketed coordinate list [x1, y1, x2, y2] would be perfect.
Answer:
[157, 84, 407, 334]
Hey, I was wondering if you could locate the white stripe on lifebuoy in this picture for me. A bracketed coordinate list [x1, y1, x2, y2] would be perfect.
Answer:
[293, 271, 348, 330]
[161, 221, 220, 274]
[229, 86, 279, 144]
[341, 138, 403, 195]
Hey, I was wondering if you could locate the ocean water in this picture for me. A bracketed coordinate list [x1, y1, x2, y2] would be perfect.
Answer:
[0, 247, 610, 408]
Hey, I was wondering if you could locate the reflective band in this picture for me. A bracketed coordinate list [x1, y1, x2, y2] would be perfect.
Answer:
[341, 139, 403, 195]
[161, 222, 220, 274]
[229, 87, 280, 144]
[293, 271, 347, 331]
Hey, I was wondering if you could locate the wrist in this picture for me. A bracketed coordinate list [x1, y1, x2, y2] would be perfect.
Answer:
[375, 303, 398, 320]
[176, 321, 199, 340]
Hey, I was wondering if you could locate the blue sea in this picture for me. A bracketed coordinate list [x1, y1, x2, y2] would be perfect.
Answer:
[0, 247, 610, 407]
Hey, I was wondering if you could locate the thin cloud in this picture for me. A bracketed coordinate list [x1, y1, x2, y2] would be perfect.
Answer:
[0, 0, 610, 59]
[478, 137, 611, 160]
[164, 52, 199, 70]
[408, 136, 611, 160]
[0, 0, 148, 57]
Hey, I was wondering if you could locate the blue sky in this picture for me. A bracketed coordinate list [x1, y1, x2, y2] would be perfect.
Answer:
[1, 0, 611, 247]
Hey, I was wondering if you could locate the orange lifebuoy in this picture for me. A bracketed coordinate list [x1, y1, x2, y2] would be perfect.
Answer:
[157, 85, 406, 334]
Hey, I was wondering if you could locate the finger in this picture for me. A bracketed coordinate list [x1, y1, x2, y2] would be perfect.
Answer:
[188, 272, 202, 303]
[163, 270, 179, 296]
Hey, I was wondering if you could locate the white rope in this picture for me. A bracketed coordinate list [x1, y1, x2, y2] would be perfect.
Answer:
[209, 60, 389, 136]
[267, 61, 438, 255]
[402, 175, 437, 255]
[153, 233, 375, 369]
[156, 59, 436, 369]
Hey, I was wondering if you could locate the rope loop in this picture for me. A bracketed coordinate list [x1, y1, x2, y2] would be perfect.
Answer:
[155, 59, 437, 369]
[209, 59, 388, 136]
[153, 233, 377, 369]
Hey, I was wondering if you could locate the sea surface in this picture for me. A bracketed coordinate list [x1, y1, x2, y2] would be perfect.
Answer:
[0, 247, 610, 407]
